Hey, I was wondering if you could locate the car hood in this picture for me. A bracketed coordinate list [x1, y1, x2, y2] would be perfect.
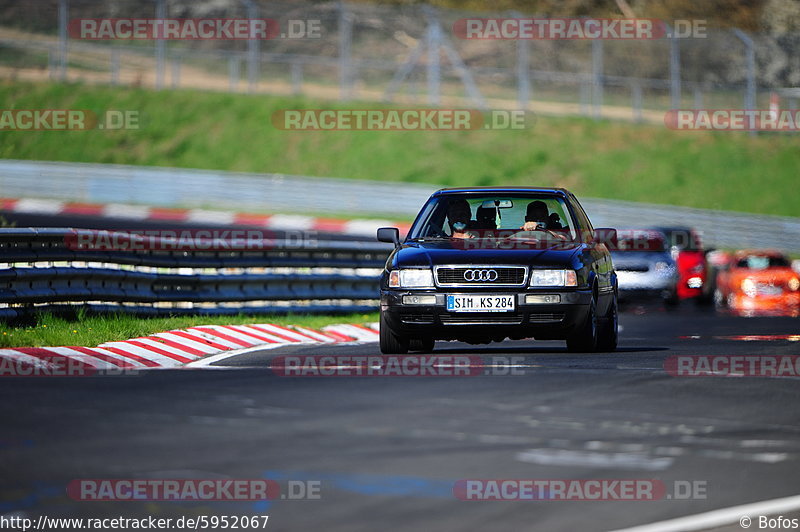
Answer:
[392, 240, 584, 268]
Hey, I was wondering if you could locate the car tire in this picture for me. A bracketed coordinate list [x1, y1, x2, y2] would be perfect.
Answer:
[566, 294, 599, 353]
[713, 288, 726, 308]
[596, 294, 618, 352]
[409, 338, 435, 353]
[663, 289, 679, 307]
[380, 311, 409, 354]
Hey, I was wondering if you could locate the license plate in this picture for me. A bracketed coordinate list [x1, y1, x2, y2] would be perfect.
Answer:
[756, 284, 783, 296]
[446, 294, 515, 313]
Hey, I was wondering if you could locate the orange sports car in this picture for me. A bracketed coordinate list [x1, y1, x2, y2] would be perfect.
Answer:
[715, 250, 800, 315]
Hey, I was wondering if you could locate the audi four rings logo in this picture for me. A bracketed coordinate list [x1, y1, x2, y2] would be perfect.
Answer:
[463, 269, 499, 282]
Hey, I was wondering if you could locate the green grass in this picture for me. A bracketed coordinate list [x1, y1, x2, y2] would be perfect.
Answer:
[1, 80, 798, 217]
[0, 311, 379, 348]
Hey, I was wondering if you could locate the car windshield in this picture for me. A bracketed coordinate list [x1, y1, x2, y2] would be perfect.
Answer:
[408, 194, 578, 241]
[612, 230, 666, 252]
[659, 228, 702, 250]
[737, 255, 790, 269]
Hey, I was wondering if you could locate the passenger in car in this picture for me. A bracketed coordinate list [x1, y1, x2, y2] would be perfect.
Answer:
[446, 199, 474, 239]
[469, 206, 497, 230]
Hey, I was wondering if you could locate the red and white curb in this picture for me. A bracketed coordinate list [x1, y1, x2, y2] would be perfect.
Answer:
[0, 198, 411, 238]
[0, 322, 379, 373]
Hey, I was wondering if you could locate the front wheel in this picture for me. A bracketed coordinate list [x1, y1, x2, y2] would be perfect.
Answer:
[380, 311, 409, 354]
[566, 295, 599, 353]
[596, 294, 618, 352]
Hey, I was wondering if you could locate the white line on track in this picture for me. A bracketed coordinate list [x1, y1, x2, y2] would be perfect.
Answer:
[185, 340, 374, 368]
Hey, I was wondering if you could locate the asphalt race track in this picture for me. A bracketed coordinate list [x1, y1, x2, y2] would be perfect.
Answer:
[1, 306, 799, 531]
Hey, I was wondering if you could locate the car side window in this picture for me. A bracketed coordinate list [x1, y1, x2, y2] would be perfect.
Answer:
[568, 195, 593, 235]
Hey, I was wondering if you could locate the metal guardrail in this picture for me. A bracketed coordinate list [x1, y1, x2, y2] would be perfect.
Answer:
[2, 160, 800, 252]
[0, 228, 390, 319]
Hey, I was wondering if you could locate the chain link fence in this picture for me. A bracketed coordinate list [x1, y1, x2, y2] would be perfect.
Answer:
[2, 1, 800, 121]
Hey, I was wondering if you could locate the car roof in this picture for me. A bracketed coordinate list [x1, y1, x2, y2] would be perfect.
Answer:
[433, 187, 571, 196]
[734, 249, 786, 259]
[648, 226, 696, 234]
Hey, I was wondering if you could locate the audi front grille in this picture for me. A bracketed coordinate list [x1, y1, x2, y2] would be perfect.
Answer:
[435, 266, 527, 287]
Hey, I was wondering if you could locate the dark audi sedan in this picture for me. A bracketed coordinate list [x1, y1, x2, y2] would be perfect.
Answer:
[377, 187, 618, 353]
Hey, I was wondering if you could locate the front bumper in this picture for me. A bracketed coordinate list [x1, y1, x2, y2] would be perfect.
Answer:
[381, 289, 592, 341]
[616, 271, 677, 301]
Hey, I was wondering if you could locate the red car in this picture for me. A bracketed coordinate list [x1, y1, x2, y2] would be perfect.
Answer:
[650, 227, 707, 302]
[715, 250, 800, 315]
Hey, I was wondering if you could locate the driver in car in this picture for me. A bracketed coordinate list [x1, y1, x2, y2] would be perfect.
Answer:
[446, 199, 475, 239]
[521, 201, 567, 240]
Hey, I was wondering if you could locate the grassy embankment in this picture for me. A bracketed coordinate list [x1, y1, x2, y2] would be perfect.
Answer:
[1, 81, 798, 218]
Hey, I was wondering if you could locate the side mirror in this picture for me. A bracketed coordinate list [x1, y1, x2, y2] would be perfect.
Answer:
[377, 227, 401, 248]
[592, 228, 617, 248]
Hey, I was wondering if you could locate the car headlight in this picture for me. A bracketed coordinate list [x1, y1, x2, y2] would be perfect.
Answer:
[741, 278, 757, 297]
[529, 269, 577, 287]
[389, 269, 434, 288]
[788, 277, 799, 292]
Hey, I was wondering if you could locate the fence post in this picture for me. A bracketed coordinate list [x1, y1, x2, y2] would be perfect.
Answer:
[579, 78, 590, 116]
[669, 25, 681, 109]
[229, 54, 240, 92]
[693, 85, 703, 109]
[58, 0, 67, 80]
[632, 82, 642, 122]
[155, 0, 166, 89]
[514, 12, 530, 109]
[171, 55, 181, 88]
[339, 1, 353, 100]
[291, 62, 303, 95]
[425, 7, 441, 106]
[241, 0, 259, 93]
[111, 48, 120, 85]
[732, 29, 756, 136]
[592, 38, 603, 118]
